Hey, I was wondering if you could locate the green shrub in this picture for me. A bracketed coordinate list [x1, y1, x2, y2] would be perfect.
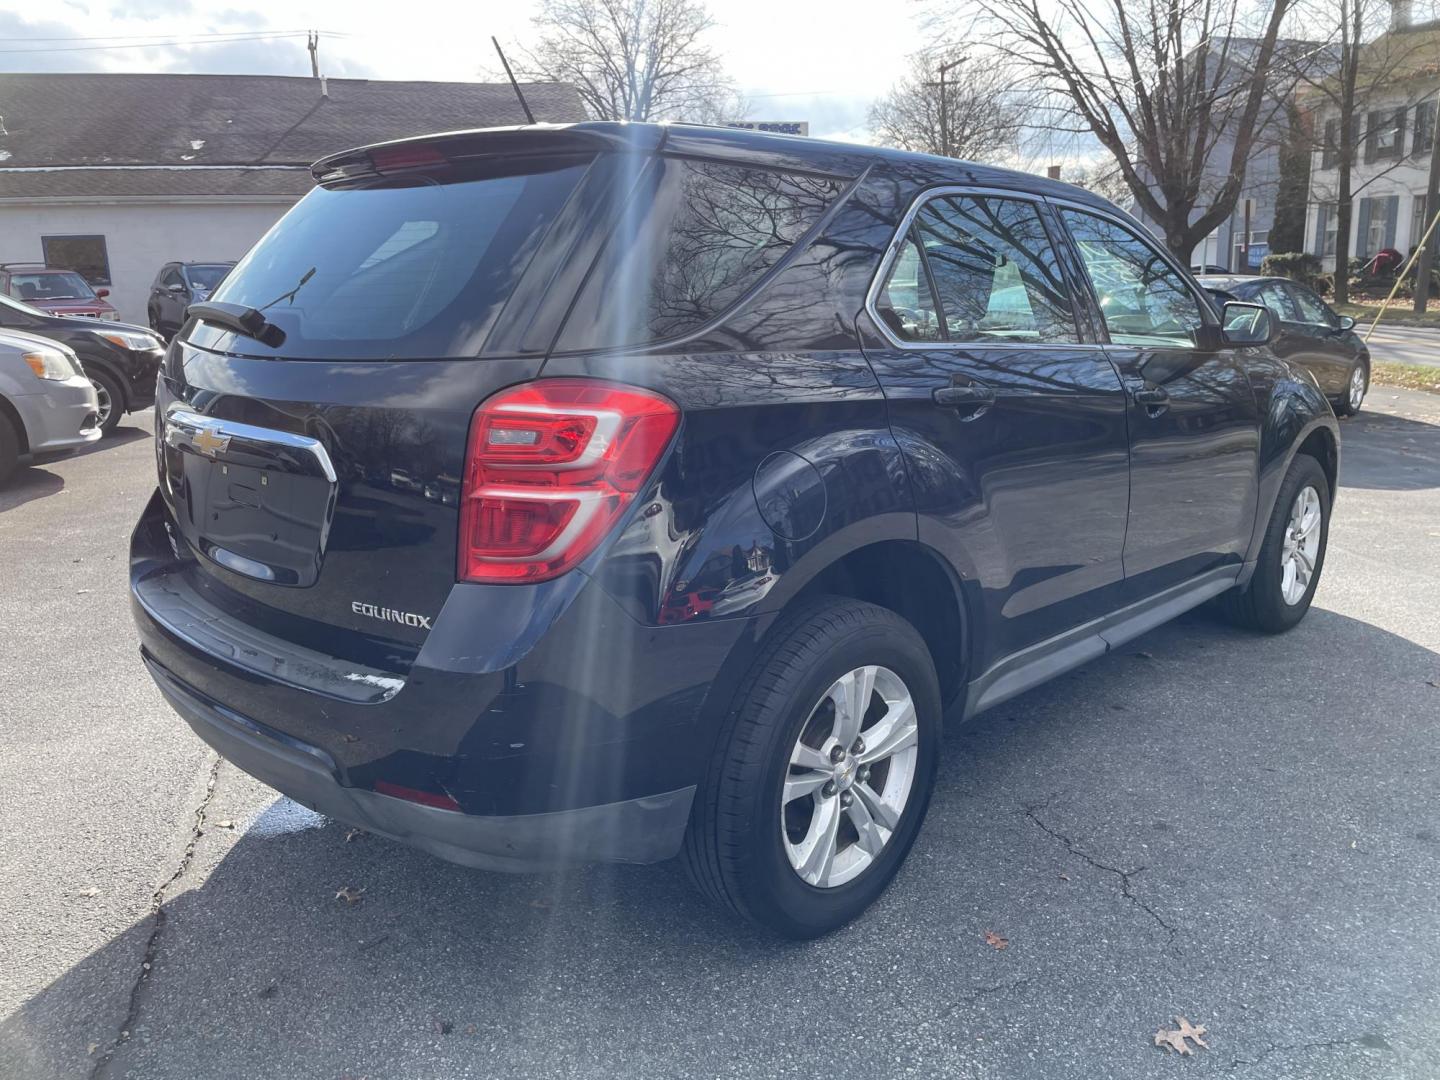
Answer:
[1260, 251, 1321, 285]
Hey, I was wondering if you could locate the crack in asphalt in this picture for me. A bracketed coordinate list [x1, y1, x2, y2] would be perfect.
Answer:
[90, 754, 221, 1080]
[1022, 801, 1179, 945]
[934, 978, 1034, 1023]
[1226, 1034, 1384, 1073]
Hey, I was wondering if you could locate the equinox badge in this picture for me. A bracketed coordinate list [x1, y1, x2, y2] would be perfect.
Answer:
[351, 601, 433, 630]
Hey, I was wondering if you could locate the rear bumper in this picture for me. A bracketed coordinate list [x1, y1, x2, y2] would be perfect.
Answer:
[145, 653, 695, 871]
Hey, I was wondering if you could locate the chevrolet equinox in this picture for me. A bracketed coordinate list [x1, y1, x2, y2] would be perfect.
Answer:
[131, 123, 1339, 937]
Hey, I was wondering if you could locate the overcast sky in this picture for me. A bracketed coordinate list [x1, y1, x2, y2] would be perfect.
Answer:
[0, 0, 930, 143]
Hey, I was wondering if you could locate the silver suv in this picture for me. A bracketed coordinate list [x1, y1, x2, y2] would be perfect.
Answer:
[0, 329, 101, 487]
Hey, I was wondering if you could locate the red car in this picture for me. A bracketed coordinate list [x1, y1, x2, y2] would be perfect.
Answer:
[0, 263, 118, 320]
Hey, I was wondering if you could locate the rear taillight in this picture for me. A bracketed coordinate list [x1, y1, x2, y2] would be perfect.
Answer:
[458, 379, 680, 583]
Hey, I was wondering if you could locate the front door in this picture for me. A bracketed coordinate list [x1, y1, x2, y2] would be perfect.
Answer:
[1283, 282, 1362, 397]
[861, 190, 1132, 673]
[1056, 207, 1260, 598]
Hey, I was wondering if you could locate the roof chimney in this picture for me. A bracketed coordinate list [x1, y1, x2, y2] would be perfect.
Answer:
[320, 75, 329, 99]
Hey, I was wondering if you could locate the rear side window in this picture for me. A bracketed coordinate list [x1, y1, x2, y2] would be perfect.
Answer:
[199, 155, 592, 359]
[875, 195, 1078, 345]
[559, 157, 843, 349]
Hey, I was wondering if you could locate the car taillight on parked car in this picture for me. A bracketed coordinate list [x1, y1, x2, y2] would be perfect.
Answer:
[458, 379, 680, 583]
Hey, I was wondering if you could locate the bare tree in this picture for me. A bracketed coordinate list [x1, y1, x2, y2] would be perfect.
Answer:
[1053, 157, 1134, 204]
[868, 48, 1030, 160]
[517, 0, 740, 123]
[1277, 1, 1440, 302]
[967, 0, 1294, 259]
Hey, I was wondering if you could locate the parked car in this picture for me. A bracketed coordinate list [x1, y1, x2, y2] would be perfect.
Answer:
[147, 261, 236, 338]
[0, 293, 163, 434]
[1198, 274, 1371, 415]
[0, 328, 101, 487]
[0, 263, 119, 320]
[130, 124, 1340, 938]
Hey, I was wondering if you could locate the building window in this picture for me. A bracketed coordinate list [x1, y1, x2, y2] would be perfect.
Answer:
[1357, 195, 1400, 257]
[1365, 108, 1406, 162]
[40, 235, 111, 286]
[1415, 100, 1436, 156]
[1315, 204, 1337, 258]
[1322, 118, 1340, 169]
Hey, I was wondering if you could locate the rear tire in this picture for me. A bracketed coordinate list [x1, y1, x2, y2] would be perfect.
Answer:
[1214, 454, 1330, 633]
[682, 596, 941, 938]
[0, 415, 19, 488]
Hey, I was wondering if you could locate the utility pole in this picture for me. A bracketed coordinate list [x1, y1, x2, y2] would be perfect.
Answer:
[307, 31, 319, 79]
[925, 56, 966, 158]
[1414, 91, 1440, 312]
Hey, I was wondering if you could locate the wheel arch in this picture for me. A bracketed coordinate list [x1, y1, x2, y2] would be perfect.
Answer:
[73, 351, 130, 412]
[0, 393, 28, 454]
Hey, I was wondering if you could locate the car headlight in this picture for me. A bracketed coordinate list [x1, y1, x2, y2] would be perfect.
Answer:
[23, 347, 79, 381]
[97, 330, 162, 350]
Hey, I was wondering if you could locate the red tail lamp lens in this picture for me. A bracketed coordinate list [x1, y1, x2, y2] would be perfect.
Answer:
[458, 380, 680, 583]
[369, 144, 448, 173]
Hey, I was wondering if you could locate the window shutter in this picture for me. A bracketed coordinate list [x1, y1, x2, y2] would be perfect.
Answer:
[1357, 198, 1374, 255]
[1315, 204, 1330, 253]
[1365, 112, 1380, 163]
[1394, 108, 1407, 159]
[1383, 195, 1399, 249]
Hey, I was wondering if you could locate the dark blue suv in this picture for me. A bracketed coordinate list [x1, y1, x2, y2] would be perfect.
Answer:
[130, 123, 1339, 937]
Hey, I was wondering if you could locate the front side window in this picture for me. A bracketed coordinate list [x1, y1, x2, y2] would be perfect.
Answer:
[9, 270, 98, 302]
[1060, 208, 1206, 349]
[1255, 282, 1300, 322]
[874, 194, 1078, 345]
[1287, 283, 1335, 326]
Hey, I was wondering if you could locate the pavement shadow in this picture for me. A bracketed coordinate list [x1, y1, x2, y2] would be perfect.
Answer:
[0, 466, 64, 512]
[73, 423, 151, 459]
[4, 608, 1437, 1080]
[1340, 407, 1440, 491]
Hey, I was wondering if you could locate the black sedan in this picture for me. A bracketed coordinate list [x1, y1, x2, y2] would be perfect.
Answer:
[1198, 274, 1370, 415]
[0, 292, 164, 433]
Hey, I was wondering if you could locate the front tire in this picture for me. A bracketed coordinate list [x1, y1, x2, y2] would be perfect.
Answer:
[86, 368, 124, 435]
[1215, 454, 1330, 633]
[0, 414, 19, 488]
[683, 597, 941, 938]
[1335, 360, 1368, 417]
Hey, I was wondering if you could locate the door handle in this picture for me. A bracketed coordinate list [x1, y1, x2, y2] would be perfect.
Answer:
[933, 384, 997, 408]
[1132, 385, 1169, 408]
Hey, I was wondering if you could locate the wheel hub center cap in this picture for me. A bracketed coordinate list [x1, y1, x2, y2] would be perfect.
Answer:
[833, 756, 857, 791]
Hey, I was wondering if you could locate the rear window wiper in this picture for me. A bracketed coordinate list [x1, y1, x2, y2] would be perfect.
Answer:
[188, 301, 287, 348]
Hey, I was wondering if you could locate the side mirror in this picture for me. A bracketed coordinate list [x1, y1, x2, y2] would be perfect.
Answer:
[168, 282, 187, 293]
[95, 288, 109, 298]
[1221, 301, 1277, 346]
[1336, 314, 1356, 332]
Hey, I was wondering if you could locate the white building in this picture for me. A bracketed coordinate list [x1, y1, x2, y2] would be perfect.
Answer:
[1303, 24, 1440, 270]
[0, 73, 584, 324]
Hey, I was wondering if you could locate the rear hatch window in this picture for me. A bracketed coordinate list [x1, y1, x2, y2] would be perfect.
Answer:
[192, 154, 592, 360]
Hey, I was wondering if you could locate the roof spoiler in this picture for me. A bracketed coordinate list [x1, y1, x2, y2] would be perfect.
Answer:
[310, 123, 664, 185]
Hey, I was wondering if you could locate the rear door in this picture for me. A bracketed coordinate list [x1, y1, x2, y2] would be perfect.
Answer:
[861, 189, 1131, 667]
[155, 147, 607, 655]
[1055, 206, 1260, 598]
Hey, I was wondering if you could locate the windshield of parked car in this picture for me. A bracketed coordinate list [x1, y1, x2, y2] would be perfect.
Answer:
[198, 154, 593, 359]
[185, 264, 232, 291]
[9, 271, 98, 302]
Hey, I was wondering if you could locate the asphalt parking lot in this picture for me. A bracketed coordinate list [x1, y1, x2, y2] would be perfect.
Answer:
[1, 388, 1438, 1080]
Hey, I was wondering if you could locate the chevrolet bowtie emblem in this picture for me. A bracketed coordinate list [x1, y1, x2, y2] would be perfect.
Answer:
[193, 427, 232, 457]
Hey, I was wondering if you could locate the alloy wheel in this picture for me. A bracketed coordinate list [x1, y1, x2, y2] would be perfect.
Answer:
[782, 665, 918, 889]
[90, 378, 113, 429]
[1348, 365, 1366, 412]
[1280, 485, 1322, 606]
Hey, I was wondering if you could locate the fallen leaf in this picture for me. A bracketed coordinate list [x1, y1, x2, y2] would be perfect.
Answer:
[433, 1019, 453, 1035]
[1154, 1016, 1209, 1055]
[983, 930, 1009, 951]
[463, 1023, 477, 1036]
[345, 828, 366, 843]
[77, 886, 100, 898]
[215, 820, 235, 830]
[1134, 651, 1154, 660]
[1427, 680, 1438, 689]
[1058, 873, 1070, 881]
[87, 1043, 99, 1056]
[335, 886, 366, 905]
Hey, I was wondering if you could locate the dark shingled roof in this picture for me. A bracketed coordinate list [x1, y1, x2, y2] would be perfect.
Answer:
[0, 167, 315, 199]
[0, 72, 586, 167]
